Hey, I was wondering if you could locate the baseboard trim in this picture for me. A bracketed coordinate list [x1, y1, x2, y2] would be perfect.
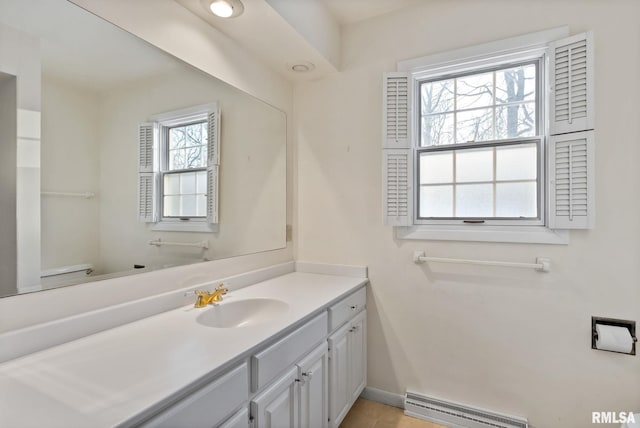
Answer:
[360, 387, 405, 409]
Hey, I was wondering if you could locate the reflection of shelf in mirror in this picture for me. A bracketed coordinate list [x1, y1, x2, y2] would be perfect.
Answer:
[149, 238, 209, 249]
[41, 191, 96, 199]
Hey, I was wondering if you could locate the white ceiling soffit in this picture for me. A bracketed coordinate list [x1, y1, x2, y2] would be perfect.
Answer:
[176, 0, 340, 81]
[321, 0, 423, 25]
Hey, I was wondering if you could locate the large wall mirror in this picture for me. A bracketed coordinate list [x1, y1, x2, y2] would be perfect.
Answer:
[0, 0, 287, 298]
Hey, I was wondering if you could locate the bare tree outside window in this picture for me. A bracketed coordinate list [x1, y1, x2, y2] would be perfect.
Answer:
[420, 63, 536, 146]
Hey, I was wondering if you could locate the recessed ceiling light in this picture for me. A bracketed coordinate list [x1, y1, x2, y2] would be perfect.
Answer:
[207, 0, 244, 18]
[288, 61, 316, 73]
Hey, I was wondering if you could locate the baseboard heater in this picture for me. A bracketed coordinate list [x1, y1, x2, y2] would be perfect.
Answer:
[404, 391, 528, 428]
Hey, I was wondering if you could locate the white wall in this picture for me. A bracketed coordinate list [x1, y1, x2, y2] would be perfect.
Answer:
[294, 1, 640, 427]
[40, 75, 101, 273]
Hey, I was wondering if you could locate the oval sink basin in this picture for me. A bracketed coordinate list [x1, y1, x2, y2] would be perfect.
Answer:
[196, 298, 289, 328]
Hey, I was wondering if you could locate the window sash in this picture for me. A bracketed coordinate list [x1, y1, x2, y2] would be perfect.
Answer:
[418, 60, 540, 147]
[164, 121, 208, 172]
[415, 137, 544, 225]
[160, 120, 208, 220]
[160, 169, 208, 219]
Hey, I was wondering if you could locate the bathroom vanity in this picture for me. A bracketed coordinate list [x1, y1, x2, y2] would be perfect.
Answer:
[0, 266, 367, 428]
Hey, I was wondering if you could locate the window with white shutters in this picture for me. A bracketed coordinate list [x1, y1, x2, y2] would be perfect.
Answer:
[138, 103, 220, 232]
[382, 29, 595, 244]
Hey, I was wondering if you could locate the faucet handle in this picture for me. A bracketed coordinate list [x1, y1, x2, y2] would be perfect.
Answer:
[186, 290, 210, 297]
[215, 283, 227, 291]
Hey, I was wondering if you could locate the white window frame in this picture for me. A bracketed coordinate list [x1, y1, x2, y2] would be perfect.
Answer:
[414, 60, 544, 226]
[150, 103, 218, 233]
[396, 27, 571, 245]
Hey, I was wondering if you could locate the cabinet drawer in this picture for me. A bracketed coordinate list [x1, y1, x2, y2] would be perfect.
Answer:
[142, 363, 248, 428]
[251, 312, 327, 391]
[328, 287, 366, 332]
[219, 407, 249, 428]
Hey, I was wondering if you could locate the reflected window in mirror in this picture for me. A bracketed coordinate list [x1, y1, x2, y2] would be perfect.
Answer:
[141, 103, 220, 233]
[164, 122, 208, 218]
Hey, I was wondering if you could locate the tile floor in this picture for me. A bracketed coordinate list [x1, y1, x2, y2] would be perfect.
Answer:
[339, 398, 446, 428]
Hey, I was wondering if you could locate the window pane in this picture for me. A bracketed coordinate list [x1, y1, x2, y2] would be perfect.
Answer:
[180, 172, 197, 195]
[496, 144, 537, 181]
[196, 195, 207, 217]
[421, 79, 454, 114]
[496, 102, 536, 139]
[456, 147, 493, 183]
[496, 182, 537, 217]
[169, 149, 186, 170]
[455, 183, 493, 217]
[496, 64, 536, 104]
[183, 122, 206, 147]
[456, 72, 493, 110]
[164, 195, 179, 217]
[420, 185, 453, 217]
[456, 108, 493, 143]
[181, 195, 197, 216]
[169, 127, 186, 149]
[185, 146, 207, 168]
[420, 152, 453, 184]
[196, 171, 207, 193]
[164, 174, 180, 195]
[421, 113, 454, 146]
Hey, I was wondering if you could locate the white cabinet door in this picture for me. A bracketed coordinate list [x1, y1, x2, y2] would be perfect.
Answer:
[349, 310, 366, 403]
[251, 367, 299, 428]
[328, 323, 351, 428]
[297, 343, 328, 428]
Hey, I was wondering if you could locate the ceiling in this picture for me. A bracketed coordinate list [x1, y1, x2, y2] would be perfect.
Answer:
[321, 0, 423, 25]
[176, 0, 423, 81]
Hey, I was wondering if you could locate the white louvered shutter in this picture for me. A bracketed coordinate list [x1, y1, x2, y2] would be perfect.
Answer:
[383, 149, 412, 226]
[208, 107, 220, 165]
[383, 72, 411, 149]
[549, 32, 594, 135]
[138, 123, 157, 222]
[207, 108, 220, 224]
[382, 72, 413, 226]
[548, 130, 594, 229]
[138, 173, 155, 222]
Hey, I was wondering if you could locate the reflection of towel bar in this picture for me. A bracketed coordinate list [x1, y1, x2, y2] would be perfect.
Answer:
[42, 191, 95, 199]
[413, 251, 551, 272]
[149, 238, 209, 249]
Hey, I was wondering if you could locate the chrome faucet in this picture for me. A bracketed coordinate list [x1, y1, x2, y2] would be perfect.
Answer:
[193, 284, 228, 308]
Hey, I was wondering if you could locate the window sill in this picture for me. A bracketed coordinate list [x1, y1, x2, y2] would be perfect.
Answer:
[151, 221, 218, 233]
[396, 224, 569, 245]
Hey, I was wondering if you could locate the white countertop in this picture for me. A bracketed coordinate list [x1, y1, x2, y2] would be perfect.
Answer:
[0, 271, 367, 428]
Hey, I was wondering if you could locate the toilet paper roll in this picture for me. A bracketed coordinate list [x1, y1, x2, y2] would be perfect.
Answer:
[595, 324, 634, 354]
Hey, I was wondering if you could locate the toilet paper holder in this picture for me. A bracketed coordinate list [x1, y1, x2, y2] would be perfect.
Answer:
[592, 316, 637, 355]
